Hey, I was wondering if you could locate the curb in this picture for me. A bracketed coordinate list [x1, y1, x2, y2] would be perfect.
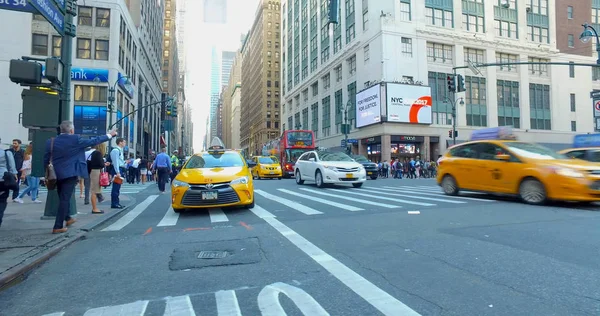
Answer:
[0, 232, 85, 291]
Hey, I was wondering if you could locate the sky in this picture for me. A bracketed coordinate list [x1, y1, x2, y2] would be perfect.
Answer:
[184, 0, 260, 151]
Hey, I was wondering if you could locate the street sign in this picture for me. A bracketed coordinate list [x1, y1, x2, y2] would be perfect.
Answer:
[0, 0, 37, 13]
[591, 90, 600, 99]
[347, 138, 358, 144]
[27, 0, 64, 35]
[595, 100, 600, 117]
[340, 139, 346, 147]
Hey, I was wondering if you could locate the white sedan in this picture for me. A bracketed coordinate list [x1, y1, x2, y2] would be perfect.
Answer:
[294, 150, 367, 188]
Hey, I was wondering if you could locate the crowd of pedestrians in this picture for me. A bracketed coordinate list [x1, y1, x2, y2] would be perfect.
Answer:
[376, 157, 439, 179]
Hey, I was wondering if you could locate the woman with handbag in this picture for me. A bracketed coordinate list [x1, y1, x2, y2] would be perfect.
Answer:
[15, 144, 41, 204]
[88, 143, 108, 214]
[0, 145, 18, 227]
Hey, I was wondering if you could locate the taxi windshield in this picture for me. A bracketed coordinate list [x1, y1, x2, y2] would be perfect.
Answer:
[505, 142, 566, 160]
[317, 151, 354, 162]
[185, 152, 245, 168]
[589, 150, 600, 162]
[259, 157, 275, 164]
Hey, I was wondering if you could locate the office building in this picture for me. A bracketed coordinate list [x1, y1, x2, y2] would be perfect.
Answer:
[209, 46, 221, 139]
[221, 51, 236, 88]
[0, 0, 165, 156]
[240, 0, 282, 155]
[221, 49, 243, 149]
[162, 0, 181, 152]
[281, 0, 598, 163]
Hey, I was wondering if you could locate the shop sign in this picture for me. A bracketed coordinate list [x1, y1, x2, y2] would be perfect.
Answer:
[392, 135, 424, 142]
[362, 136, 381, 144]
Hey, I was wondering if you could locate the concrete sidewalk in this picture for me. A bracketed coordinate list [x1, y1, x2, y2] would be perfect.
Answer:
[0, 188, 132, 290]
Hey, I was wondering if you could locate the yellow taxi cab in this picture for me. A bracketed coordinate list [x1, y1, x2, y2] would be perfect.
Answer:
[170, 137, 256, 212]
[436, 127, 600, 205]
[251, 155, 283, 180]
[559, 147, 600, 163]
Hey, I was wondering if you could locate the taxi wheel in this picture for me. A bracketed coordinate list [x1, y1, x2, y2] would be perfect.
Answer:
[278, 177, 282, 180]
[295, 170, 304, 185]
[519, 178, 547, 205]
[173, 208, 184, 213]
[315, 170, 325, 188]
[245, 200, 255, 209]
[441, 175, 459, 196]
[352, 183, 363, 188]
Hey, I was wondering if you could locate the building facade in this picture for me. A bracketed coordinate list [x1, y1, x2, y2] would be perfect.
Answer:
[281, 0, 599, 163]
[241, 0, 282, 155]
[162, 0, 181, 152]
[221, 49, 243, 149]
[221, 51, 236, 88]
[209, 46, 221, 139]
[0, 0, 165, 156]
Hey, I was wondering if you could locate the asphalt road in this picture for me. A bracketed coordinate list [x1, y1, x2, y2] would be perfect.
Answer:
[1, 177, 600, 316]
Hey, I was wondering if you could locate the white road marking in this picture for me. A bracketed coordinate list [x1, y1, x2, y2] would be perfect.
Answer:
[163, 295, 196, 316]
[329, 189, 435, 207]
[258, 282, 329, 316]
[41, 313, 65, 316]
[250, 204, 277, 218]
[262, 217, 420, 316]
[83, 300, 149, 316]
[157, 206, 180, 227]
[255, 190, 323, 215]
[102, 195, 159, 231]
[360, 188, 466, 204]
[215, 290, 242, 316]
[209, 208, 229, 223]
[278, 189, 363, 211]
[384, 187, 496, 202]
[298, 188, 400, 209]
[408, 211, 421, 215]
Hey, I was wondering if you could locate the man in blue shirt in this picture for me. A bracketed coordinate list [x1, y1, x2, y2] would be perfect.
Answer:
[110, 138, 126, 208]
[152, 147, 172, 193]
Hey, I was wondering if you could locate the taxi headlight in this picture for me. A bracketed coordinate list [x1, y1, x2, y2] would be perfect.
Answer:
[230, 176, 249, 185]
[555, 168, 585, 178]
[172, 179, 189, 187]
[322, 165, 337, 171]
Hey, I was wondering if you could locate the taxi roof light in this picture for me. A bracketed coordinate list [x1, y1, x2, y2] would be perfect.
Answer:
[207, 137, 227, 154]
[470, 126, 517, 141]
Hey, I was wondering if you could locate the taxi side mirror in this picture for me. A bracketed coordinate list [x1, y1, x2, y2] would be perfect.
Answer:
[495, 154, 511, 161]
[247, 160, 257, 168]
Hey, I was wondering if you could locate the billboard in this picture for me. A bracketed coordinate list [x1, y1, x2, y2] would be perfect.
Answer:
[355, 85, 381, 128]
[386, 83, 432, 124]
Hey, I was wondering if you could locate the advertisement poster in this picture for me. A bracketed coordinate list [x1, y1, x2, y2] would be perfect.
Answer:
[386, 83, 433, 124]
[355, 85, 381, 128]
[73, 105, 107, 136]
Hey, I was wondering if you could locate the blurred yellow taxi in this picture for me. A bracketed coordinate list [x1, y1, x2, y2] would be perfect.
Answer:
[251, 155, 283, 180]
[437, 127, 600, 205]
[171, 137, 256, 212]
[558, 133, 600, 163]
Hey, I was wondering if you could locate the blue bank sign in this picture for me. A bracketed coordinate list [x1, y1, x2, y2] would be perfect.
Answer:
[42, 66, 109, 82]
[0, 0, 37, 13]
[27, 0, 63, 35]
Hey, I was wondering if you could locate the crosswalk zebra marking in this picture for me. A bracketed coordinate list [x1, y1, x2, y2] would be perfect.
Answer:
[328, 189, 435, 207]
[163, 295, 196, 316]
[157, 206, 180, 227]
[255, 190, 323, 215]
[209, 208, 229, 223]
[278, 189, 363, 211]
[102, 195, 159, 232]
[82, 300, 148, 316]
[42, 313, 64, 316]
[215, 290, 242, 316]
[381, 187, 496, 202]
[297, 188, 400, 209]
[362, 188, 466, 204]
[250, 204, 276, 218]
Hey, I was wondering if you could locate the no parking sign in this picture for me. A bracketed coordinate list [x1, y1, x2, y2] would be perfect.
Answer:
[595, 100, 600, 116]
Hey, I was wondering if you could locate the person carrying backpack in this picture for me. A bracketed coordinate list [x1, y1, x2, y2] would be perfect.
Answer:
[0, 143, 18, 227]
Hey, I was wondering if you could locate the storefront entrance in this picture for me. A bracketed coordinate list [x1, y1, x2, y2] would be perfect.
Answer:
[391, 135, 423, 160]
[363, 136, 382, 162]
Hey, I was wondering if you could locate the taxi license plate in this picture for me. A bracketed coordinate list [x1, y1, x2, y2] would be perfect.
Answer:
[367, 172, 372, 175]
[270, 171, 274, 174]
[201, 191, 218, 200]
[346, 173, 353, 178]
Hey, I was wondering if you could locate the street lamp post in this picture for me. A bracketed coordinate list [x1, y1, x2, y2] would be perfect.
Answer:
[444, 97, 464, 145]
[94, 75, 132, 151]
[343, 100, 352, 154]
[580, 23, 600, 64]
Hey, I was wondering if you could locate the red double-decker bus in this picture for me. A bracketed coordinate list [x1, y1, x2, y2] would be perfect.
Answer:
[263, 130, 316, 177]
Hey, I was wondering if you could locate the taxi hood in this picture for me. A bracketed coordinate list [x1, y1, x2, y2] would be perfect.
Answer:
[177, 167, 248, 183]
[540, 159, 600, 171]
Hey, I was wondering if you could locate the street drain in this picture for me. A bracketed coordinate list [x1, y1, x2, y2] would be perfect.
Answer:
[198, 251, 228, 259]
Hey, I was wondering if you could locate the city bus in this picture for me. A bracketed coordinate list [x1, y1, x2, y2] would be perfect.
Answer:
[262, 130, 316, 177]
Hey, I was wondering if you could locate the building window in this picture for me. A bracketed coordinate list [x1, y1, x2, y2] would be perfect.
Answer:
[311, 81, 318, 96]
[497, 80, 521, 129]
[462, 14, 484, 33]
[570, 93, 576, 112]
[335, 65, 342, 82]
[288, 116, 293, 130]
[494, 20, 518, 39]
[362, 8, 369, 30]
[322, 74, 331, 90]
[571, 121, 577, 132]
[593, 67, 600, 81]
[96, 8, 110, 27]
[568, 34, 574, 47]
[322, 96, 331, 137]
[464, 47, 484, 64]
[401, 37, 412, 57]
[345, 23, 356, 43]
[348, 55, 356, 75]
[427, 42, 453, 64]
[465, 76, 487, 127]
[77, 38, 92, 59]
[569, 62, 575, 78]
[364, 45, 370, 63]
[334, 89, 343, 133]
[527, 26, 549, 43]
[74, 85, 108, 102]
[52, 36, 61, 57]
[529, 83, 551, 130]
[399, 1, 411, 21]
[311, 102, 319, 133]
[567, 6, 573, 19]
[495, 52, 518, 72]
[528, 57, 549, 76]
[302, 108, 309, 130]
[425, 7, 453, 28]
[333, 35, 342, 54]
[347, 81, 357, 126]
[31, 34, 48, 56]
[78, 6, 93, 26]
[95, 40, 109, 60]
[429, 71, 454, 125]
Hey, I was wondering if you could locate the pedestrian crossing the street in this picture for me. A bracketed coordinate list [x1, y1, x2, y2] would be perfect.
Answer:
[36, 182, 154, 195]
[97, 184, 496, 233]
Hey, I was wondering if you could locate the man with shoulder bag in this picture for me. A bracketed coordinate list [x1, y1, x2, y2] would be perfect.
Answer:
[0, 140, 18, 228]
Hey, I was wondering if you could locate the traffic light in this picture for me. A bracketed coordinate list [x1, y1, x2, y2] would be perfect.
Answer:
[447, 75, 456, 93]
[171, 103, 178, 117]
[454, 130, 458, 138]
[456, 74, 465, 92]
[166, 102, 172, 116]
[448, 130, 452, 138]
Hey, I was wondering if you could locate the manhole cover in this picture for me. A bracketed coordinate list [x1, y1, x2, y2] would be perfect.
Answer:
[198, 251, 228, 259]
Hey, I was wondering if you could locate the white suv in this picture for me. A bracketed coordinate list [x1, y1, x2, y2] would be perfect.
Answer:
[294, 150, 367, 188]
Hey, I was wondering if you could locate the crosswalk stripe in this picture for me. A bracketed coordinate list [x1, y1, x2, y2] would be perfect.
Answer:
[298, 188, 400, 209]
[391, 186, 441, 192]
[327, 189, 435, 207]
[83, 300, 149, 316]
[255, 190, 323, 215]
[250, 204, 276, 218]
[362, 188, 466, 204]
[215, 290, 242, 316]
[163, 295, 196, 316]
[42, 313, 65, 316]
[209, 208, 229, 223]
[381, 187, 496, 202]
[157, 206, 180, 227]
[102, 195, 159, 231]
[277, 189, 363, 211]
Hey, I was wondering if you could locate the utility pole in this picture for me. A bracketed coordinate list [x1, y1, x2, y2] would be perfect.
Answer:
[444, 97, 464, 145]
